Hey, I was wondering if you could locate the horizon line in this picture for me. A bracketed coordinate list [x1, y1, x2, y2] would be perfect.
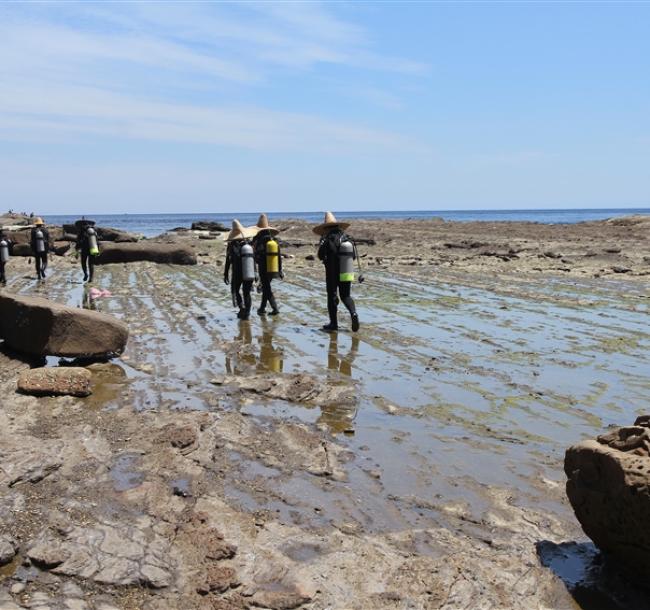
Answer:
[32, 206, 650, 217]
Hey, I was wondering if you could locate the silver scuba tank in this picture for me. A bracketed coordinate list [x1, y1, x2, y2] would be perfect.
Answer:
[87, 227, 99, 255]
[0, 239, 9, 263]
[35, 229, 45, 253]
[338, 239, 355, 282]
[241, 242, 255, 282]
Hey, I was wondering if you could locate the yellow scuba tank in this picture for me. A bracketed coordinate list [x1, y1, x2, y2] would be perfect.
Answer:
[266, 238, 279, 278]
[87, 227, 99, 256]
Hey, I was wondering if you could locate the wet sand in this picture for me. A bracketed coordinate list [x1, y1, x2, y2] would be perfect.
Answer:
[1, 217, 650, 609]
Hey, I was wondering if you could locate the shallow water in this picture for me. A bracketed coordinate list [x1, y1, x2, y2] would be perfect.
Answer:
[6, 260, 650, 563]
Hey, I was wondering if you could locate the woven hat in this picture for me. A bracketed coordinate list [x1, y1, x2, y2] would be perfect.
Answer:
[34, 217, 44, 226]
[312, 211, 350, 236]
[256, 213, 279, 235]
[226, 219, 258, 241]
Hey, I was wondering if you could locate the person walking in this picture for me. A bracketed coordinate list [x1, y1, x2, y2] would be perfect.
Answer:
[75, 218, 99, 282]
[0, 230, 13, 285]
[223, 220, 258, 320]
[314, 211, 360, 333]
[30, 217, 49, 280]
[252, 213, 283, 316]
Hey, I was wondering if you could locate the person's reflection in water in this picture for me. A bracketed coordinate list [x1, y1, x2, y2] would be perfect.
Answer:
[320, 333, 360, 434]
[327, 333, 359, 377]
[82, 287, 98, 311]
[225, 320, 256, 375]
[258, 318, 283, 374]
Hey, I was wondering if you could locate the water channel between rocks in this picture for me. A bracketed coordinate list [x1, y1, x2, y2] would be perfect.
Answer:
[4, 260, 650, 607]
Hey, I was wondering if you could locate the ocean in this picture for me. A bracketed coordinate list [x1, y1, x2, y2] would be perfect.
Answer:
[41, 208, 650, 238]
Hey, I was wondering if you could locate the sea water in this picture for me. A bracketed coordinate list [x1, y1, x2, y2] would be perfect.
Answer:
[43, 208, 650, 238]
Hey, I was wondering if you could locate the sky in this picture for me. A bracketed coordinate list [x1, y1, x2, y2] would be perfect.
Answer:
[1, 1, 649, 215]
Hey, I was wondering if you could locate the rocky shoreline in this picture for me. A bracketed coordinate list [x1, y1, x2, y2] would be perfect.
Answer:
[1, 213, 649, 609]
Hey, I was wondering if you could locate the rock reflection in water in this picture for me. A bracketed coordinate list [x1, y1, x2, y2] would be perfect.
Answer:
[536, 540, 648, 610]
[84, 362, 129, 408]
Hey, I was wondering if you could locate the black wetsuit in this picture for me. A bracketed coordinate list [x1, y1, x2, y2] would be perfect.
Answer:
[317, 228, 357, 330]
[75, 223, 96, 282]
[224, 240, 254, 319]
[0, 235, 13, 284]
[253, 230, 282, 314]
[30, 227, 50, 279]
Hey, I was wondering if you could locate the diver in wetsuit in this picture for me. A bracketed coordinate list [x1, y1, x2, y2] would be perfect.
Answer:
[314, 212, 360, 333]
[252, 213, 283, 316]
[75, 218, 97, 282]
[30, 217, 50, 280]
[223, 220, 257, 320]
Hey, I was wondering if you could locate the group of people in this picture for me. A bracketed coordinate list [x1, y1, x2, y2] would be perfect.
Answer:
[2, 210, 362, 333]
[0, 217, 100, 285]
[224, 212, 361, 332]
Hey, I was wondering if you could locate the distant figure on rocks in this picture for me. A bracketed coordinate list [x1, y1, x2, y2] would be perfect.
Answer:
[223, 219, 258, 321]
[75, 218, 99, 282]
[0, 229, 13, 285]
[314, 212, 360, 333]
[252, 213, 283, 316]
[30, 217, 49, 280]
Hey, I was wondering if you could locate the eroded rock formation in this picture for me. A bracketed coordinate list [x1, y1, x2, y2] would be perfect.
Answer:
[565, 415, 650, 581]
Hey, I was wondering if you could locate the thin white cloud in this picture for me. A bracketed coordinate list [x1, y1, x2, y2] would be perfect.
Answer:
[0, 82, 416, 153]
[0, 2, 427, 155]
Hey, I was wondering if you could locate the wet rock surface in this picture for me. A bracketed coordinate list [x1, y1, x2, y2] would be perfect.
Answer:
[62, 224, 140, 243]
[1, 217, 649, 608]
[191, 220, 228, 232]
[95, 242, 197, 265]
[0, 294, 128, 358]
[0, 536, 17, 566]
[17, 366, 92, 397]
[565, 416, 650, 582]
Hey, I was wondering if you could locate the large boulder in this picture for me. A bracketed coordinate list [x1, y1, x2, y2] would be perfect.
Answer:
[95, 242, 197, 265]
[62, 224, 139, 243]
[565, 416, 650, 582]
[17, 367, 92, 397]
[9, 243, 32, 257]
[5, 227, 62, 256]
[191, 221, 228, 232]
[0, 294, 128, 358]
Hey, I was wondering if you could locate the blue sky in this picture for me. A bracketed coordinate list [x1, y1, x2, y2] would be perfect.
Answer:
[1, 1, 648, 214]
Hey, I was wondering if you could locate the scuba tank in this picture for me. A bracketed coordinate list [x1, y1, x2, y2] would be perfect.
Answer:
[241, 242, 255, 282]
[87, 227, 99, 255]
[35, 229, 45, 253]
[0, 239, 9, 263]
[265, 238, 279, 278]
[338, 239, 355, 282]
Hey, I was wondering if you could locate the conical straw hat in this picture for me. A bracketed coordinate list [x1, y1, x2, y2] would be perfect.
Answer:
[256, 213, 279, 235]
[312, 211, 350, 236]
[226, 219, 258, 241]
